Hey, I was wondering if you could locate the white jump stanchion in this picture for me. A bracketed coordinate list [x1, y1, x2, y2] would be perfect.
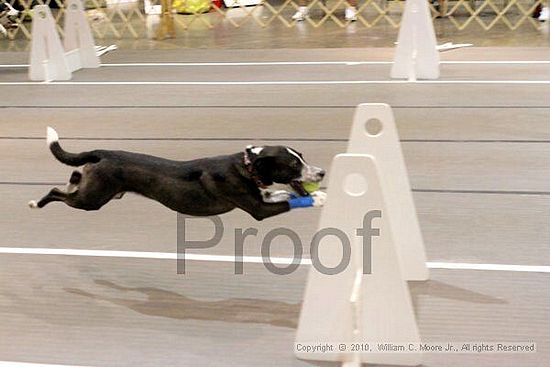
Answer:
[29, 5, 71, 81]
[391, 0, 439, 80]
[347, 103, 429, 281]
[64, 0, 100, 71]
[295, 154, 422, 366]
[29, 1, 99, 82]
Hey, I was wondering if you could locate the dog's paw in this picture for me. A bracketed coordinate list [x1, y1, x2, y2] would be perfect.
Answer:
[311, 191, 327, 207]
[28, 200, 38, 209]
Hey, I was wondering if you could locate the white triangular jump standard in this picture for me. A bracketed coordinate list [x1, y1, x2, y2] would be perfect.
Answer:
[295, 154, 422, 366]
[29, 5, 70, 81]
[64, 0, 100, 70]
[391, 0, 439, 80]
[29, 0, 99, 82]
[347, 103, 428, 281]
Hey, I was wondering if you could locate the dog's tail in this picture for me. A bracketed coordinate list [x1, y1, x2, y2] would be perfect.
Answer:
[47, 127, 100, 166]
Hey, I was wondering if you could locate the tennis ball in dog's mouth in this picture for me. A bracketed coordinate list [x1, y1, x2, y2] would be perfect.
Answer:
[302, 182, 321, 194]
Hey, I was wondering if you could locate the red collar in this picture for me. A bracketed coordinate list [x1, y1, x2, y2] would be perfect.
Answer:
[243, 149, 268, 189]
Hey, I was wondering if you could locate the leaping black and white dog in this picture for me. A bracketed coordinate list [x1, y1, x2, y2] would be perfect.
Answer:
[28, 128, 326, 221]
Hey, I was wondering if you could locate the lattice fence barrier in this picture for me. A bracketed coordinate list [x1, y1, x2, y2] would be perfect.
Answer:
[1, 0, 546, 39]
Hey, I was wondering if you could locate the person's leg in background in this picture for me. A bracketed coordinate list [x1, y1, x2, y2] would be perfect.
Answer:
[0, 1, 19, 36]
[345, 0, 358, 21]
[292, 0, 358, 21]
[292, 0, 309, 20]
[540, 0, 549, 21]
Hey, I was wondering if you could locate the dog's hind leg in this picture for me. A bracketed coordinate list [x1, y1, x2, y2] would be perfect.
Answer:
[29, 188, 69, 209]
[66, 170, 82, 193]
[30, 171, 83, 208]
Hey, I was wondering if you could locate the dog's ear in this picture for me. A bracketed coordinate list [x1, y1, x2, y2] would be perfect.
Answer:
[252, 156, 275, 186]
[246, 145, 265, 157]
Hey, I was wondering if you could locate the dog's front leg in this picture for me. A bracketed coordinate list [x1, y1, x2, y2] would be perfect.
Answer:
[228, 194, 291, 221]
[250, 202, 291, 221]
[261, 189, 292, 203]
[287, 191, 327, 209]
[232, 191, 327, 221]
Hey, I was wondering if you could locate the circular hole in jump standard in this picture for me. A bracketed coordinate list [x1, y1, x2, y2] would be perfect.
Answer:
[365, 118, 383, 136]
[344, 173, 368, 197]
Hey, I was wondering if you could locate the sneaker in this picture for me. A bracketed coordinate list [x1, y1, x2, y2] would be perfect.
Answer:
[431, 0, 441, 16]
[532, 3, 542, 18]
[0, 3, 19, 17]
[5, 3, 19, 17]
[539, 6, 549, 21]
[345, 6, 357, 21]
[292, 6, 309, 21]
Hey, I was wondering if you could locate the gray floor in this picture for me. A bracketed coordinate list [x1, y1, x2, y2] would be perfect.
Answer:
[1, 47, 549, 366]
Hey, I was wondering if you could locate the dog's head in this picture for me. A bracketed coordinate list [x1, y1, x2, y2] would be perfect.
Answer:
[246, 145, 325, 195]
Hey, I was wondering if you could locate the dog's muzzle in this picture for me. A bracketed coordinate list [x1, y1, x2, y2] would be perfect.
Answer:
[302, 165, 326, 183]
[290, 165, 326, 196]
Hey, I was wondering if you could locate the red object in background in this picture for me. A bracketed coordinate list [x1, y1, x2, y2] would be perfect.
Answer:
[212, 0, 223, 8]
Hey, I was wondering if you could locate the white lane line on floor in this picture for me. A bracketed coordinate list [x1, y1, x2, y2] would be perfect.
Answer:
[0, 247, 549, 273]
[0, 362, 90, 367]
[427, 262, 550, 273]
[445, 61, 550, 64]
[3, 80, 550, 86]
[100, 61, 550, 66]
[102, 61, 389, 66]
[2, 60, 550, 68]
